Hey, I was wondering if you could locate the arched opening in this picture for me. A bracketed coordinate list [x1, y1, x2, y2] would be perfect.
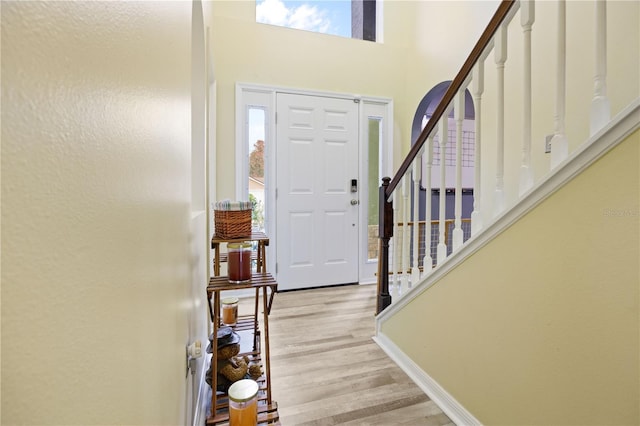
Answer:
[411, 81, 476, 261]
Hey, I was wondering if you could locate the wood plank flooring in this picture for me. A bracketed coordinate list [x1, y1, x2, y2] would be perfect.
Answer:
[255, 284, 454, 425]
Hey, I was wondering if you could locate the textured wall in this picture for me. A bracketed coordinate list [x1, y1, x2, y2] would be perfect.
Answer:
[1, 2, 194, 424]
[381, 130, 639, 425]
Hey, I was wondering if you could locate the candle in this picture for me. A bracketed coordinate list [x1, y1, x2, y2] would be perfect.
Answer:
[228, 242, 252, 283]
[229, 398, 257, 426]
[221, 297, 238, 326]
[228, 379, 259, 426]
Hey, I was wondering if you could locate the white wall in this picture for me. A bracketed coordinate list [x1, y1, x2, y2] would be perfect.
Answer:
[1, 2, 203, 424]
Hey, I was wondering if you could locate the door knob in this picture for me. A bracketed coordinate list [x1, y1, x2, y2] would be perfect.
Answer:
[350, 199, 359, 205]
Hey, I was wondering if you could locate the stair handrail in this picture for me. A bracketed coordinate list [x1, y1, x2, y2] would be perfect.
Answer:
[377, 0, 517, 314]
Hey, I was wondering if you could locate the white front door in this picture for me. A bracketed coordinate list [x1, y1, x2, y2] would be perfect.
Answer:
[276, 93, 359, 290]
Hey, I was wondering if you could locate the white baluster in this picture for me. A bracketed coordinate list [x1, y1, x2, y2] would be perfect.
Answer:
[520, 0, 535, 196]
[388, 233, 395, 300]
[422, 135, 434, 276]
[452, 90, 465, 251]
[391, 193, 400, 298]
[551, 0, 568, 168]
[494, 24, 507, 217]
[411, 158, 421, 286]
[437, 116, 449, 264]
[471, 61, 484, 236]
[590, 0, 610, 136]
[401, 175, 410, 294]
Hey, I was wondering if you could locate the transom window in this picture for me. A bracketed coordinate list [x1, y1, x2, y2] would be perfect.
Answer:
[256, 0, 378, 42]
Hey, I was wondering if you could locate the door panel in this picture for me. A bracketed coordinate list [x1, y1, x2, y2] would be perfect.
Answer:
[276, 93, 359, 290]
[289, 211, 313, 266]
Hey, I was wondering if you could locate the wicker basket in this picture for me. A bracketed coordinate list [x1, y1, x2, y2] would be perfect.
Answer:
[214, 209, 251, 239]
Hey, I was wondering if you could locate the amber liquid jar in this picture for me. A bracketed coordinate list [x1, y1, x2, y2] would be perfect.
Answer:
[221, 297, 239, 326]
[228, 242, 252, 283]
[228, 379, 259, 426]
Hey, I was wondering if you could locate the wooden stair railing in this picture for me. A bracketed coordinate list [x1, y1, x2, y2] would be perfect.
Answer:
[376, 0, 630, 313]
[377, 0, 517, 314]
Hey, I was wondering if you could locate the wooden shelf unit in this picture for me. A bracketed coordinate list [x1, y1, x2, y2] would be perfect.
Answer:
[206, 273, 279, 425]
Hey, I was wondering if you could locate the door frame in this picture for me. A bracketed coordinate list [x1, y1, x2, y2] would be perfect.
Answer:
[359, 100, 394, 283]
[235, 83, 393, 285]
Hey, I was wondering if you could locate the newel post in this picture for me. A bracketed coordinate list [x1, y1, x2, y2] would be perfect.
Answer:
[377, 177, 393, 314]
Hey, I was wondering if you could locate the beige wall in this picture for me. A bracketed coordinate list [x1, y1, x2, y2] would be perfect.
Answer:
[1, 2, 200, 424]
[210, 0, 499, 200]
[381, 130, 640, 425]
[404, 0, 499, 127]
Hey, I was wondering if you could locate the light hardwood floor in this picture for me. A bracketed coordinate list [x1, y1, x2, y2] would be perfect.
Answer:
[261, 284, 454, 425]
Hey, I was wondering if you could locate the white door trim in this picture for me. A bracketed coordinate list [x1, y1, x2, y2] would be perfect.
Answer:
[359, 99, 394, 284]
[235, 83, 393, 284]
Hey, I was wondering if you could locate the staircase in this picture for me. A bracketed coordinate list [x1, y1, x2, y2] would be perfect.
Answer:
[374, 1, 639, 424]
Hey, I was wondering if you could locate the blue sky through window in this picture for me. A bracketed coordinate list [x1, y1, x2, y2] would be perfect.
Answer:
[256, 0, 351, 38]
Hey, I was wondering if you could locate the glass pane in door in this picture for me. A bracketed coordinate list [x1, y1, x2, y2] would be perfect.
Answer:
[248, 107, 266, 232]
[367, 118, 380, 261]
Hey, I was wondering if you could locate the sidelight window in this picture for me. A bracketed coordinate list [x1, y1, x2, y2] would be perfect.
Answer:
[248, 108, 266, 232]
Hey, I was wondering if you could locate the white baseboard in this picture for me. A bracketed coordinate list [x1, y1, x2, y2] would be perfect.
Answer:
[373, 332, 482, 426]
[192, 356, 210, 426]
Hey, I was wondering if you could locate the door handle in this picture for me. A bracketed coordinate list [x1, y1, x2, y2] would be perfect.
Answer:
[350, 199, 359, 205]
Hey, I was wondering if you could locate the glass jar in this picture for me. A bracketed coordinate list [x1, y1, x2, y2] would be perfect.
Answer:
[228, 242, 252, 283]
[221, 297, 239, 326]
[228, 379, 259, 426]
